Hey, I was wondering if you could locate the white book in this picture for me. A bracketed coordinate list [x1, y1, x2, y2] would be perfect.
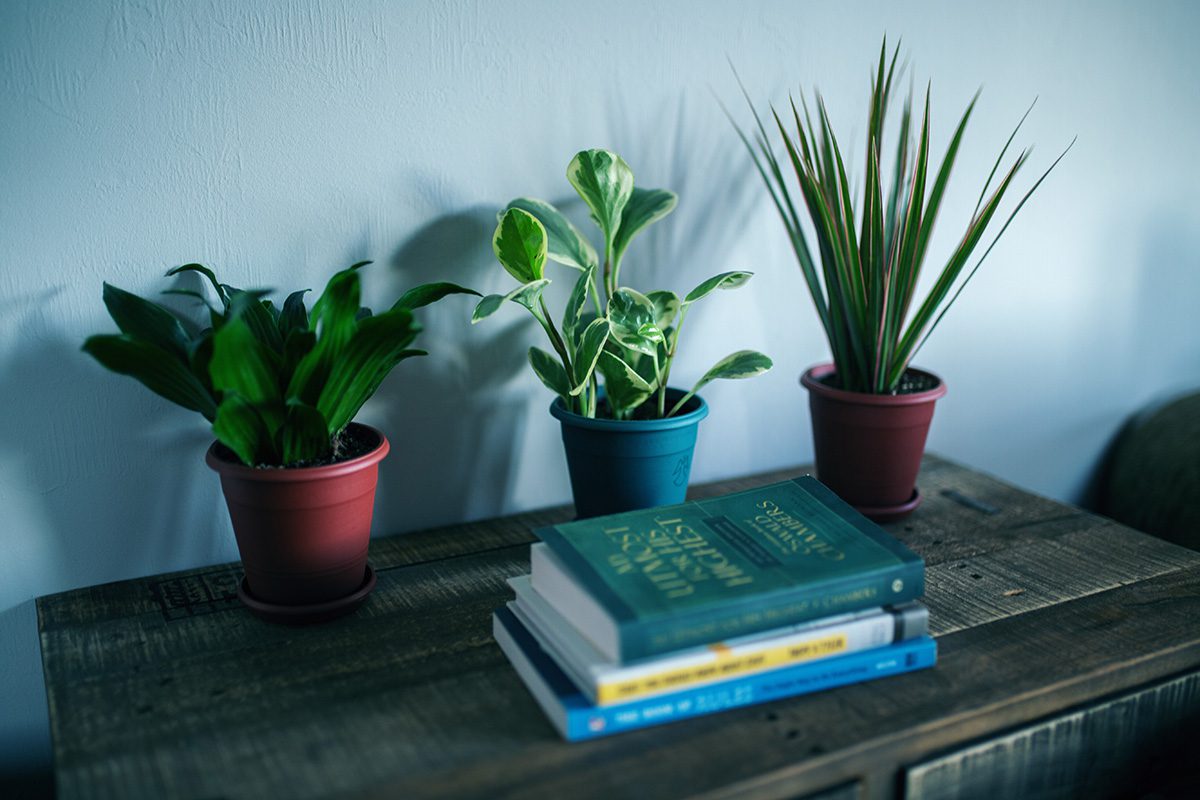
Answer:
[508, 574, 927, 706]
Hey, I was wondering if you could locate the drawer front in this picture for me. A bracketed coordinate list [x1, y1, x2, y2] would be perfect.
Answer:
[906, 670, 1200, 799]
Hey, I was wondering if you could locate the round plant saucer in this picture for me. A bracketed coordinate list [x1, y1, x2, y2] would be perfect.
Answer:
[855, 489, 921, 522]
[238, 565, 377, 625]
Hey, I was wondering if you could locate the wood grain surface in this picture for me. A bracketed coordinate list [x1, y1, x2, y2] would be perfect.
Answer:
[37, 455, 1200, 800]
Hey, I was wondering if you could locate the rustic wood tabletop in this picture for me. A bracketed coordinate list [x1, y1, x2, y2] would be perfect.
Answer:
[37, 455, 1200, 800]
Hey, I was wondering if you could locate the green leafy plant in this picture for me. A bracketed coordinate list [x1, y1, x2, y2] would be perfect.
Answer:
[83, 262, 477, 466]
[473, 148, 772, 420]
[728, 39, 1073, 394]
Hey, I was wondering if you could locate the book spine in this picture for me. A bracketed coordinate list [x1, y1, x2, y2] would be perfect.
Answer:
[595, 610, 896, 705]
[565, 636, 938, 741]
[622, 559, 924, 661]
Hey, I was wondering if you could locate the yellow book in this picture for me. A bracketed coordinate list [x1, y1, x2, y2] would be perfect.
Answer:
[508, 575, 927, 706]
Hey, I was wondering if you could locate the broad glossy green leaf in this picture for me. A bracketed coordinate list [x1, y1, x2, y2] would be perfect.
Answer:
[528, 347, 570, 398]
[506, 197, 598, 271]
[280, 401, 331, 465]
[188, 329, 215, 396]
[566, 149, 634, 252]
[281, 329, 316, 385]
[82, 334, 218, 420]
[569, 317, 610, 396]
[470, 279, 551, 323]
[212, 393, 270, 466]
[317, 309, 424, 435]
[392, 282, 481, 311]
[562, 265, 596, 345]
[278, 289, 310, 339]
[102, 283, 191, 360]
[645, 290, 680, 330]
[596, 350, 653, 417]
[493, 208, 547, 284]
[166, 263, 227, 305]
[287, 267, 361, 405]
[210, 316, 284, 435]
[683, 271, 753, 304]
[226, 289, 283, 354]
[612, 187, 677, 267]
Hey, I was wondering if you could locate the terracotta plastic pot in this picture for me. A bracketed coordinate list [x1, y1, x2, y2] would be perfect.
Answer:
[801, 364, 945, 520]
[206, 423, 389, 608]
[551, 389, 708, 519]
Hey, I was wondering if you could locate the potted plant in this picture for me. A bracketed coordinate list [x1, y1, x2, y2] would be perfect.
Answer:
[83, 261, 477, 622]
[730, 39, 1072, 519]
[473, 148, 772, 517]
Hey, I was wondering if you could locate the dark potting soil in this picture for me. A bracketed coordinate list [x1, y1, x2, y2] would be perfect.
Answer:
[595, 394, 701, 421]
[213, 425, 379, 469]
[819, 369, 941, 396]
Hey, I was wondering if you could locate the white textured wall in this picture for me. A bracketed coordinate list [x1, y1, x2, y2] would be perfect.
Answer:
[2, 0, 1198, 777]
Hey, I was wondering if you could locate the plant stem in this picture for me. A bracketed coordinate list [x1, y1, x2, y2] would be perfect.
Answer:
[534, 298, 575, 408]
[660, 307, 688, 416]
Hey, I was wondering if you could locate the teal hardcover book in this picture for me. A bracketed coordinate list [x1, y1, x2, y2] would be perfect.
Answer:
[532, 476, 924, 662]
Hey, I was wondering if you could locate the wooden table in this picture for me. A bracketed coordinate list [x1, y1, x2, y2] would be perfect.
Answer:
[37, 455, 1200, 799]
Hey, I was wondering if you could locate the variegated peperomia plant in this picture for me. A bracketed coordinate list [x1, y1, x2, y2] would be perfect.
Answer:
[83, 262, 477, 466]
[473, 148, 772, 420]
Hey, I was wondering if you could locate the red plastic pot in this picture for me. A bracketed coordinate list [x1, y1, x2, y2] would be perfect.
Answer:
[206, 423, 389, 608]
[801, 364, 946, 520]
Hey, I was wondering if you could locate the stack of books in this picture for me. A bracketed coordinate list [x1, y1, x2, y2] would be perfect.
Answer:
[493, 476, 936, 741]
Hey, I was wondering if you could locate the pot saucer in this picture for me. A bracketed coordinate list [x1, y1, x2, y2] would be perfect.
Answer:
[238, 565, 377, 625]
[855, 489, 921, 522]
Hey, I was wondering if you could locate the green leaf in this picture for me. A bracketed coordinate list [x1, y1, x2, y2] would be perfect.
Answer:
[645, 290, 680, 330]
[392, 282, 481, 311]
[612, 187, 677, 267]
[317, 309, 423, 435]
[279, 401, 331, 465]
[286, 267, 362, 406]
[566, 149, 634, 254]
[493, 208, 547, 284]
[505, 197, 599, 271]
[569, 317, 610, 396]
[210, 316, 284, 435]
[166, 263, 228, 305]
[683, 271, 753, 305]
[278, 289, 310, 339]
[470, 279, 551, 323]
[669, 350, 773, 417]
[226, 289, 283, 354]
[82, 334, 218, 420]
[562, 265, 597, 345]
[608, 288, 663, 356]
[596, 350, 653, 417]
[528, 347, 570, 398]
[101, 283, 191, 360]
[281, 329, 316, 386]
[212, 393, 271, 466]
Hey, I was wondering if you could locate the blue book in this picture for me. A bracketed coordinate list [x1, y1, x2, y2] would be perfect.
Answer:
[532, 476, 924, 661]
[493, 606, 937, 741]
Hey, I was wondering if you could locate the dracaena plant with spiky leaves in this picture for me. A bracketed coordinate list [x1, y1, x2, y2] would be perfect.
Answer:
[472, 148, 773, 420]
[728, 39, 1073, 394]
[82, 262, 477, 467]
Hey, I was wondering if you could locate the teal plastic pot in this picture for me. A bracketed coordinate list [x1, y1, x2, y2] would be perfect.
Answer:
[550, 389, 709, 519]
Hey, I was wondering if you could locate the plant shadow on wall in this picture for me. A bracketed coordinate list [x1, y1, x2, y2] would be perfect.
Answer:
[0, 303, 227, 602]
[373, 208, 535, 529]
